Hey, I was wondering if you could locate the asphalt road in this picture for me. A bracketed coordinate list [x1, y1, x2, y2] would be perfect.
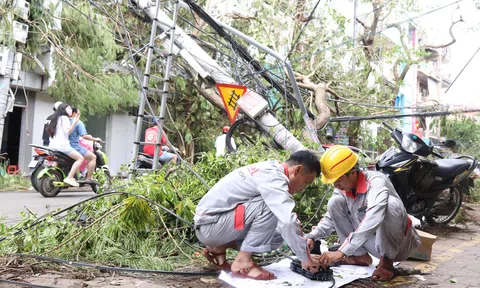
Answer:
[0, 189, 95, 225]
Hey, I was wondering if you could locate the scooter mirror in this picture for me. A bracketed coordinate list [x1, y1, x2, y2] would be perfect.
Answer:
[444, 140, 456, 149]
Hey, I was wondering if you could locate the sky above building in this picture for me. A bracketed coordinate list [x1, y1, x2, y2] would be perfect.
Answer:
[413, 0, 480, 107]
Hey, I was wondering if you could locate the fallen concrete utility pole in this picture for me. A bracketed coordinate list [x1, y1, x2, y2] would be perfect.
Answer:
[132, 0, 321, 152]
[180, 0, 316, 119]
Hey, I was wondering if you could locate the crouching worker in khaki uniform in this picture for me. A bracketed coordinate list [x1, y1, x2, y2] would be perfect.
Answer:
[307, 145, 421, 281]
[195, 150, 321, 280]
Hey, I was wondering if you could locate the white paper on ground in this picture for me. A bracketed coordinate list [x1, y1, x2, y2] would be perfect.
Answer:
[219, 240, 400, 288]
[219, 258, 378, 288]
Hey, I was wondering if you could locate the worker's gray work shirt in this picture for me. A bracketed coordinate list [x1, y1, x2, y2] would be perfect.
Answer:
[306, 170, 410, 257]
[195, 160, 311, 262]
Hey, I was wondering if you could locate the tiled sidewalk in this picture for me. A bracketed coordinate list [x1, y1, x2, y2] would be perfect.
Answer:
[345, 219, 480, 288]
[400, 223, 480, 288]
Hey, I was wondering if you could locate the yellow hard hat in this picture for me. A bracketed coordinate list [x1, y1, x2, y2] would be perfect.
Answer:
[320, 145, 359, 184]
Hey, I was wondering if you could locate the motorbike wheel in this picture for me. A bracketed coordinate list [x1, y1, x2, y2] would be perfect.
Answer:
[91, 183, 99, 194]
[38, 169, 63, 198]
[92, 167, 113, 194]
[226, 118, 282, 154]
[426, 186, 463, 225]
[30, 166, 43, 192]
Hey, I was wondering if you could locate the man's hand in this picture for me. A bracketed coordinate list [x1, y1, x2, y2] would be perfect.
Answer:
[307, 238, 314, 251]
[95, 137, 104, 143]
[301, 257, 320, 273]
[318, 251, 345, 268]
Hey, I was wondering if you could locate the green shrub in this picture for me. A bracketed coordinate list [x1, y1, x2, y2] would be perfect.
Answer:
[0, 145, 330, 269]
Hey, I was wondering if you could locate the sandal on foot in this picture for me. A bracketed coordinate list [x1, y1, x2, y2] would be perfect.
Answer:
[372, 266, 395, 281]
[231, 262, 276, 280]
[338, 254, 372, 266]
[202, 248, 231, 271]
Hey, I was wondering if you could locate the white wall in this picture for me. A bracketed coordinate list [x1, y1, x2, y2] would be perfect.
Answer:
[31, 93, 56, 146]
[14, 93, 55, 172]
[21, 95, 135, 176]
[105, 112, 135, 176]
[17, 91, 36, 172]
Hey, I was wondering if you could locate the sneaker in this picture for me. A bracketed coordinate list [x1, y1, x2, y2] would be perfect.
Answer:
[64, 177, 79, 187]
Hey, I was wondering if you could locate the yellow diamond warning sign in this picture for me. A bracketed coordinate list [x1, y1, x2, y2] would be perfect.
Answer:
[216, 83, 247, 124]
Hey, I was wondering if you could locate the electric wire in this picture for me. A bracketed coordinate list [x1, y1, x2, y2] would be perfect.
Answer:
[0, 279, 57, 288]
[13, 253, 219, 276]
[0, 188, 193, 244]
[328, 108, 480, 122]
[303, 187, 332, 227]
[445, 46, 480, 93]
[356, 0, 395, 19]
[31, 0, 187, 109]
[261, 0, 466, 73]
[325, 97, 450, 110]
[0, 189, 220, 277]
[38, 0, 466, 117]
[286, 0, 322, 58]
[182, 0, 317, 119]
[117, 1, 158, 120]
[59, 0, 189, 78]
[162, 5, 232, 51]
[115, 1, 212, 189]
[43, 0, 313, 121]
[33, 0, 219, 187]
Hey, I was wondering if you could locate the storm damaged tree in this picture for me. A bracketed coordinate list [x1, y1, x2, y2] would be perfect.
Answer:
[355, 1, 464, 100]
[227, 0, 465, 145]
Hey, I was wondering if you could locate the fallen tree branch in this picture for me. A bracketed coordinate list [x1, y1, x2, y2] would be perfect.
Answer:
[42, 203, 125, 256]
[423, 18, 464, 49]
[156, 207, 193, 261]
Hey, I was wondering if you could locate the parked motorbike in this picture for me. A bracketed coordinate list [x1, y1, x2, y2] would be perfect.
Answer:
[135, 148, 179, 170]
[376, 122, 476, 225]
[34, 142, 111, 197]
[136, 152, 165, 169]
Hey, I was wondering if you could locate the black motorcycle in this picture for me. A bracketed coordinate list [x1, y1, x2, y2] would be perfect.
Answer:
[135, 147, 179, 170]
[135, 152, 166, 169]
[376, 122, 476, 225]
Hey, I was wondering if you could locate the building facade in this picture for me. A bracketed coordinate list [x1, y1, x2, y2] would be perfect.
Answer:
[0, 0, 136, 175]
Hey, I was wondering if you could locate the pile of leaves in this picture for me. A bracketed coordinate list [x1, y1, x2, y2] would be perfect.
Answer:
[0, 146, 330, 270]
[0, 162, 30, 192]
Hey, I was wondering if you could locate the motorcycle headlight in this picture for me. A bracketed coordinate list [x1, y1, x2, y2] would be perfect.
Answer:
[401, 136, 420, 153]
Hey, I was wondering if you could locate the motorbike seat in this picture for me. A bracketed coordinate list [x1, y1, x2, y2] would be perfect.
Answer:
[46, 149, 76, 163]
[138, 152, 153, 158]
[30, 144, 50, 150]
[435, 159, 470, 178]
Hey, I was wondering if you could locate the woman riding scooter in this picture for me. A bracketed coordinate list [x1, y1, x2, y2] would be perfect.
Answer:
[47, 103, 83, 187]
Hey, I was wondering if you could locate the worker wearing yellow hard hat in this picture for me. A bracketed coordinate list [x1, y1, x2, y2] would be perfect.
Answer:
[305, 145, 420, 281]
[320, 145, 359, 184]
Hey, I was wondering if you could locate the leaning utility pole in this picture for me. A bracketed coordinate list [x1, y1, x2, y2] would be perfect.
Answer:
[131, 0, 322, 163]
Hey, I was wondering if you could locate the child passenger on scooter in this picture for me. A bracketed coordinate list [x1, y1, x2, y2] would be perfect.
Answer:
[47, 103, 83, 187]
[69, 107, 103, 184]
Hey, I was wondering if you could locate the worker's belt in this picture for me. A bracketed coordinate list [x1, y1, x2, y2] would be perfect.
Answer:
[234, 204, 245, 231]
